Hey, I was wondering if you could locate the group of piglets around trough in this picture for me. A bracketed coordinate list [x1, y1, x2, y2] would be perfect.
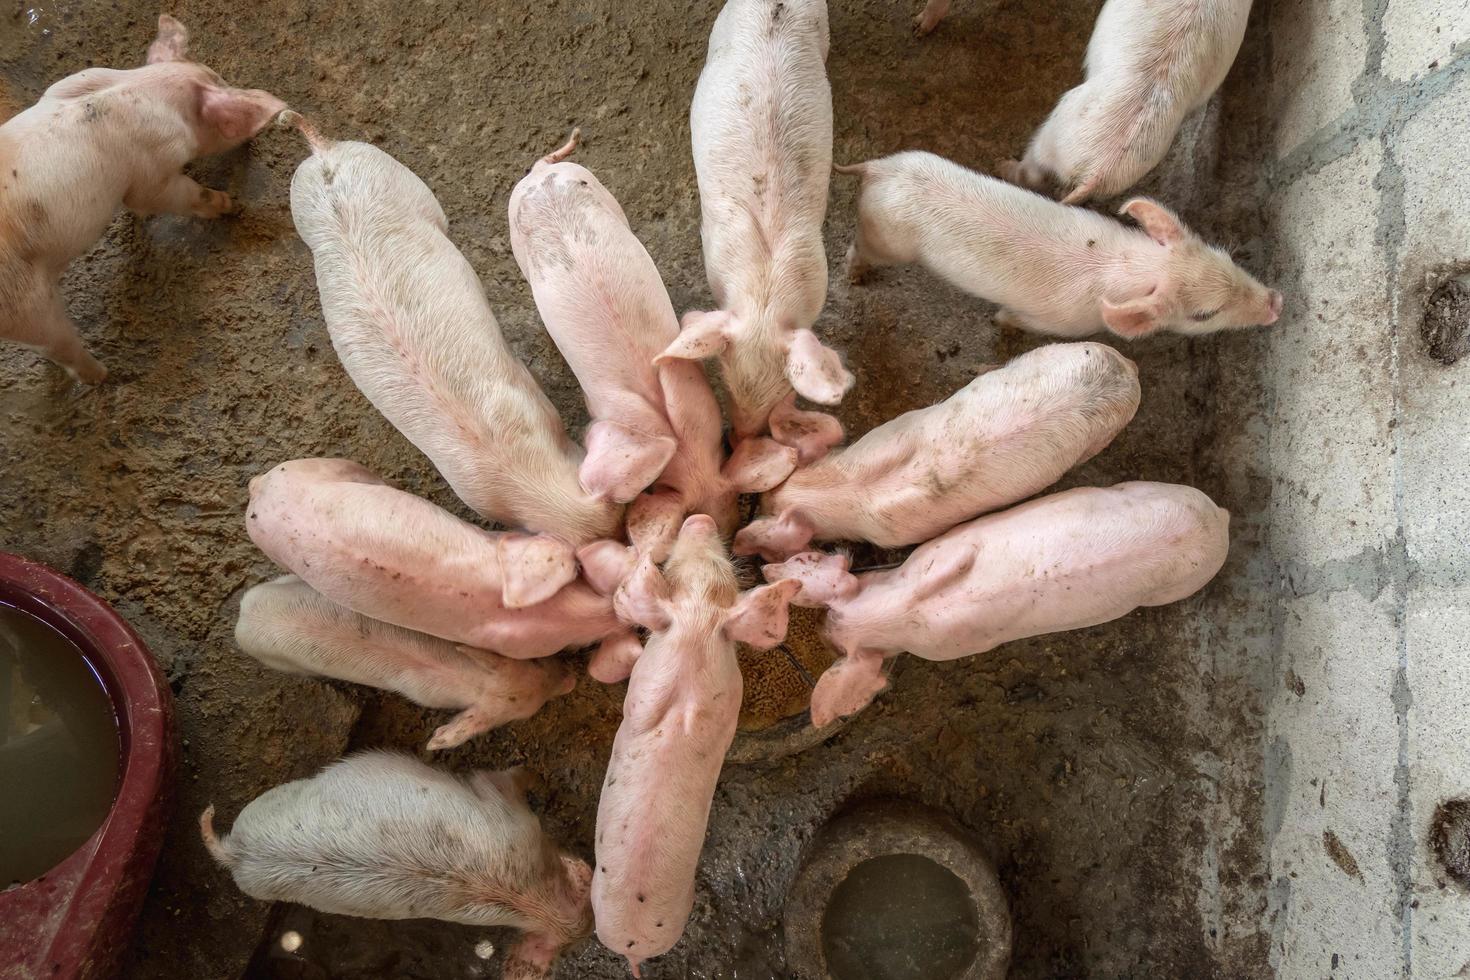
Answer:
[0, 0, 1280, 974]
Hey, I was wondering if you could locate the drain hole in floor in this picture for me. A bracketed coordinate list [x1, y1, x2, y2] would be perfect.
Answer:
[821, 853, 980, 980]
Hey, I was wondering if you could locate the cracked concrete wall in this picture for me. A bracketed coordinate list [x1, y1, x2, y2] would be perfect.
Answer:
[1261, 0, 1470, 975]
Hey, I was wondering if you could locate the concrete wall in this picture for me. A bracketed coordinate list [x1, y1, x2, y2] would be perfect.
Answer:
[1262, 0, 1470, 975]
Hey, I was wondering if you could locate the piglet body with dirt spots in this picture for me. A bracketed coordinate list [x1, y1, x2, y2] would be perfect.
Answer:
[284, 114, 619, 546]
[0, 15, 285, 382]
[246, 458, 635, 661]
[235, 575, 576, 751]
[591, 516, 800, 973]
[765, 482, 1230, 727]
[841, 151, 1282, 339]
[200, 752, 592, 979]
[667, 0, 852, 455]
[735, 342, 1140, 561]
[1000, 0, 1254, 204]
[508, 133, 796, 559]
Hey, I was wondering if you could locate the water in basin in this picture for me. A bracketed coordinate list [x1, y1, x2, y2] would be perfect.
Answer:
[0, 601, 120, 888]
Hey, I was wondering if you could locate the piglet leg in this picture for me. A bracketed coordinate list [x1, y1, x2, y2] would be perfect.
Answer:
[426, 706, 497, 752]
[588, 630, 643, 685]
[916, 0, 951, 34]
[810, 648, 888, 727]
[30, 291, 107, 384]
[504, 932, 560, 980]
[124, 172, 235, 218]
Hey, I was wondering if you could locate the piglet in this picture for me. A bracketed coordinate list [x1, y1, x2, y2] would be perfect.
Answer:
[765, 482, 1230, 726]
[236, 575, 575, 750]
[284, 113, 619, 545]
[201, 751, 591, 979]
[246, 458, 634, 661]
[1000, 0, 1254, 204]
[509, 131, 795, 557]
[736, 342, 1140, 560]
[667, 0, 852, 455]
[840, 151, 1282, 338]
[592, 516, 800, 973]
[0, 15, 285, 382]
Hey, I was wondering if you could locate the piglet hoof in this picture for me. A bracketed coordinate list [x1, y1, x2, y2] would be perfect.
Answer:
[915, 0, 950, 34]
[195, 188, 237, 219]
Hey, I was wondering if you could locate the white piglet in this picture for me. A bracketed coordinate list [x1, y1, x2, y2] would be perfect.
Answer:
[285, 114, 620, 546]
[246, 458, 632, 660]
[841, 151, 1282, 339]
[201, 752, 592, 980]
[236, 576, 576, 751]
[735, 343, 1141, 561]
[592, 516, 799, 973]
[669, 0, 852, 457]
[0, 15, 285, 382]
[508, 132, 796, 558]
[1001, 0, 1255, 204]
[765, 482, 1231, 726]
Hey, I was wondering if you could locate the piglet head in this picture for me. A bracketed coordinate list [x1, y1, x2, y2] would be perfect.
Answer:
[657, 310, 853, 439]
[145, 15, 288, 156]
[613, 515, 799, 650]
[1104, 199, 1284, 339]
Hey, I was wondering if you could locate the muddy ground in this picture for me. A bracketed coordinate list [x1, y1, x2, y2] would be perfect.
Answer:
[0, 1, 1279, 976]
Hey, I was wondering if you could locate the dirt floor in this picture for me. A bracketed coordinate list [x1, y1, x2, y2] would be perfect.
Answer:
[0, 0, 1279, 976]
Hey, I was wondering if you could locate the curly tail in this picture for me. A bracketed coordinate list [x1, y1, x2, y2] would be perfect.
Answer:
[199, 805, 236, 868]
[832, 162, 867, 177]
[542, 128, 581, 166]
[276, 109, 333, 154]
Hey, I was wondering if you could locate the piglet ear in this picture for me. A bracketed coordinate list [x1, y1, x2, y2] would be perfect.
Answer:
[147, 14, 190, 63]
[723, 579, 801, 650]
[786, 329, 854, 405]
[657, 311, 733, 364]
[613, 555, 672, 632]
[733, 508, 817, 562]
[579, 420, 677, 504]
[497, 533, 578, 609]
[624, 491, 684, 564]
[1100, 296, 1163, 339]
[1119, 198, 1185, 247]
[770, 392, 845, 465]
[200, 85, 289, 145]
[722, 437, 797, 494]
[762, 551, 860, 608]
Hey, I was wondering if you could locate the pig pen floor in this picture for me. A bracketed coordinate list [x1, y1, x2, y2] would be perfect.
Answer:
[1, 2, 1278, 977]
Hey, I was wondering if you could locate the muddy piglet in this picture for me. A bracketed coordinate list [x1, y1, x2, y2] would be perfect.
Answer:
[509, 131, 796, 558]
[201, 752, 591, 979]
[0, 15, 285, 382]
[246, 458, 634, 661]
[593, 516, 800, 974]
[736, 342, 1140, 561]
[1001, 0, 1254, 204]
[285, 114, 619, 545]
[765, 482, 1230, 726]
[669, 0, 852, 454]
[236, 576, 575, 750]
[841, 151, 1282, 339]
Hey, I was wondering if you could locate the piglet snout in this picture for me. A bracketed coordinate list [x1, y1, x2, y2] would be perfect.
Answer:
[1264, 290, 1284, 324]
